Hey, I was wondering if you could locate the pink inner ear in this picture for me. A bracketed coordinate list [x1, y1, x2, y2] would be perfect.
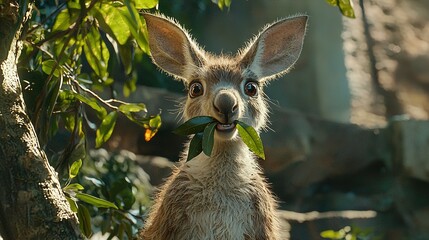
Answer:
[261, 20, 304, 65]
[149, 23, 187, 64]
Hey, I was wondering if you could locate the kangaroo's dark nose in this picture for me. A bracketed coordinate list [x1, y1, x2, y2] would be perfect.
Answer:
[213, 90, 238, 123]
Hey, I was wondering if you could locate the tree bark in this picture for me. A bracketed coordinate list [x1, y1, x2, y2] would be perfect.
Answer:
[0, 1, 83, 239]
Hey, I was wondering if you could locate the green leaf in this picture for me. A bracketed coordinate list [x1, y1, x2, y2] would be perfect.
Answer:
[52, 8, 79, 32]
[224, 0, 232, 8]
[69, 159, 82, 179]
[118, 103, 147, 114]
[187, 133, 203, 161]
[325, 0, 355, 18]
[212, 0, 231, 10]
[320, 229, 346, 239]
[236, 121, 265, 160]
[133, 0, 158, 9]
[57, 90, 75, 112]
[84, 26, 110, 77]
[109, 178, 135, 210]
[41, 60, 61, 78]
[173, 116, 216, 135]
[149, 114, 162, 129]
[74, 93, 107, 119]
[64, 183, 85, 192]
[144, 115, 162, 141]
[119, 3, 150, 53]
[118, 42, 133, 75]
[338, 0, 355, 18]
[76, 193, 118, 209]
[202, 122, 216, 156]
[77, 203, 92, 237]
[95, 4, 131, 45]
[95, 111, 118, 148]
[66, 196, 78, 213]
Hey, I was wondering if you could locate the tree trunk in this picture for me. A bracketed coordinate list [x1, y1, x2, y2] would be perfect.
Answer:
[0, 1, 83, 239]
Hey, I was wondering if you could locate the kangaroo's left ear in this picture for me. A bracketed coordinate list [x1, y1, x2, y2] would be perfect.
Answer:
[142, 13, 206, 81]
[240, 16, 308, 82]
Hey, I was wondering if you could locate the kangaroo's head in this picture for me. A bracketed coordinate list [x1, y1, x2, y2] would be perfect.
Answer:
[143, 13, 307, 141]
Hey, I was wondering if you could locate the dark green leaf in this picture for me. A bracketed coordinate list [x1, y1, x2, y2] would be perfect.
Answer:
[202, 122, 216, 156]
[187, 133, 203, 161]
[69, 159, 82, 179]
[84, 26, 110, 77]
[77, 203, 92, 237]
[66, 196, 78, 213]
[118, 42, 137, 75]
[95, 111, 118, 148]
[173, 116, 216, 135]
[123, 73, 137, 96]
[124, 221, 133, 240]
[109, 178, 135, 210]
[76, 193, 118, 209]
[57, 90, 75, 112]
[74, 93, 107, 119]
[68, 139, 86, 167]
[236, 121, 265, 160]
[63, 113, 76, 133]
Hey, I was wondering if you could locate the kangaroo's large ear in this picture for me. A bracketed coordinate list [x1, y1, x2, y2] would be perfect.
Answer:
[240, 16, 308, 82]
[142, 13, 205, 80]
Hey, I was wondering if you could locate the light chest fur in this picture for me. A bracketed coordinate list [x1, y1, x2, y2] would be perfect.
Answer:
[142, 141, 280, 240]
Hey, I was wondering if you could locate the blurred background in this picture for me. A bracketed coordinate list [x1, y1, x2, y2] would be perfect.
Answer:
[102, 0, 429, 239]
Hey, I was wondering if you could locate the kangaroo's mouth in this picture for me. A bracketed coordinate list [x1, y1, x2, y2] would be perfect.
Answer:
[216, 122, 236, 132]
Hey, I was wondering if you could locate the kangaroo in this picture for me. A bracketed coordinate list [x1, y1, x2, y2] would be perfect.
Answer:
[139, 13, 307, 240]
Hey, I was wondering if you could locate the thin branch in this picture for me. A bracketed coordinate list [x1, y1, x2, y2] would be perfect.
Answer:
[71, 78, 118, 110]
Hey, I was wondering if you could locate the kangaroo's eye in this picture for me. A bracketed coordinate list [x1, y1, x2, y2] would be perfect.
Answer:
[244, 81, 258, 97]
[189, 81, 204, 98]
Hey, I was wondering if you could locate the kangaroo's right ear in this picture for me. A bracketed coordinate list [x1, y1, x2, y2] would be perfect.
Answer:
[143, 13, 205, 81]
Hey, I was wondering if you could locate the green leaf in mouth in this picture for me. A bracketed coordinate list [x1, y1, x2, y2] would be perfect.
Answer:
[202, 122, 217, 156]
[236, 120, 265, 160]
[173, 116, 216, 135]
[187, 133, 203, 161]
[174, 117, 265, 161]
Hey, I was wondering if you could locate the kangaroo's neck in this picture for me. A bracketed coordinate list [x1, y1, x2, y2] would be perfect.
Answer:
[182, 139, 260, 183]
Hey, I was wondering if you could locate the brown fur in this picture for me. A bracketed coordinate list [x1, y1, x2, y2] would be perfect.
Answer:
[139, 13, 307, 240]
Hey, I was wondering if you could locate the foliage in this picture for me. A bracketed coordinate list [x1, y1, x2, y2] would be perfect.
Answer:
[18, 0, 160, 238]
[64, 149, 152, 239]
[174, 116, 265, 161]
[20, 0, 162, 156]
[211, 0, 231, 10]
[325, 0, 356, 18]
[321, 225, 383, 240]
